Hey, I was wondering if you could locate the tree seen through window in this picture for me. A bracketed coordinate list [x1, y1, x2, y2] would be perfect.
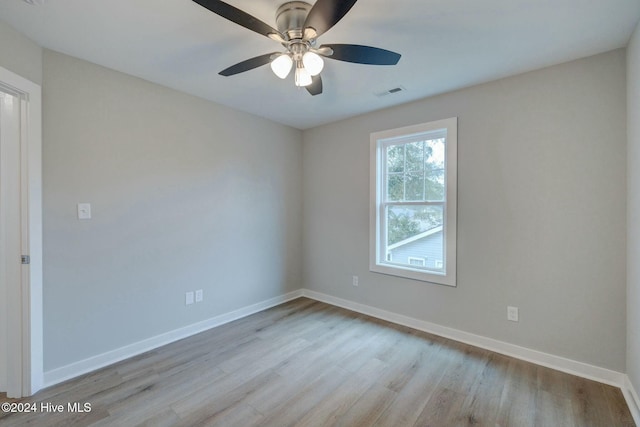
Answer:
[386, 138, 445, 245]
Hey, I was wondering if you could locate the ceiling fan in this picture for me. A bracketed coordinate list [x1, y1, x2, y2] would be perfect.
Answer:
[192, 0, 402, 95]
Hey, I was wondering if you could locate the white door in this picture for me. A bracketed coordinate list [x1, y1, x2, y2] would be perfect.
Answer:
[0, 66, 43, 398]
[0, 88, 23, 397]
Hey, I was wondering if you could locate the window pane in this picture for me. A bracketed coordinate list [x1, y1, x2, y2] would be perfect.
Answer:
[386, 145, 404, 173]
[386, 205, 444, 271]
[404, 172, 424, 201]
[405, 141, 424, 172]
[387, 173, 404, 201]
[386, 140, 442, 202]
[425, 172, 444, 201]
[425, 138, 445, 171]
[386, 205, 443, 245]
[425, 138, 445, 201]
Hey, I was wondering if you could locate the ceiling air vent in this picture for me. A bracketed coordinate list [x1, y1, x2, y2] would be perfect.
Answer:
[374, 86, 406, 97]
[22, 0, 45, 5]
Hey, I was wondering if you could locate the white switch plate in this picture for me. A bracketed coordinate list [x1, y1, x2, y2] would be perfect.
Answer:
[507, 306, 519, 322]
[352, 276, 359, 287]
[77, 203, 91, 220]
[195, 289, 203, 303]
[185, 291, 194, 305]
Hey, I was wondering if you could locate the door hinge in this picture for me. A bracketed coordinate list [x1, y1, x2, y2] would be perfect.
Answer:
[21, 255, 30, 265]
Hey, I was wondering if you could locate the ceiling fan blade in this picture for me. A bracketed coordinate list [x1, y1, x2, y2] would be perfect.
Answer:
[321, 44, 401, 65]
[306, 75, 323, 96]
[192, 0, 285, 41]
[219, 52, 278, 76]
[303, 0, 358, 39]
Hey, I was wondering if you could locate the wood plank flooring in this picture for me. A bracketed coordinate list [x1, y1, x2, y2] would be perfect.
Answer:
[0, 298, 635, 426]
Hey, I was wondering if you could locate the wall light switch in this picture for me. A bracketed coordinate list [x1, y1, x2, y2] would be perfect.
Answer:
[185, 291, 194, 306]
[195, 289, 203, 303]
[507, 306, 519, 322]
[77, 203, 91, 220]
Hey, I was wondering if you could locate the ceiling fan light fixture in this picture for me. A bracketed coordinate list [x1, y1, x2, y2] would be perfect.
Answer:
[270, 54, 294, 79]
[195, 0, 402, 96]
[294, 64, 312, 87]
[302, 51, 324, 76]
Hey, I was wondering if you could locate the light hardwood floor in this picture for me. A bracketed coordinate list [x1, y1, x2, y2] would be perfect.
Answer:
[0, 298, 635, 426]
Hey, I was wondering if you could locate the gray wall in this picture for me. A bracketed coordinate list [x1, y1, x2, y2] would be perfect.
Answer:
[42, 51, 302, 370]
[0, 21, 42, 85]
[0, 18, 633, 378]
[628, 21, 640, 396]
[302, 50, 627, 371]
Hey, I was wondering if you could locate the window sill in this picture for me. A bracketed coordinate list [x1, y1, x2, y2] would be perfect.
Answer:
[370, 262, 456, 287]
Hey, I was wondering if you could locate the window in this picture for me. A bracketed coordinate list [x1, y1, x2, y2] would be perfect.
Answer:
[408, 257, 426, 266]
[370, 117, 457, 286]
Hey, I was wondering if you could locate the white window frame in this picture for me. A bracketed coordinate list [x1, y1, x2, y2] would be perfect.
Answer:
[369, 117, 457, 286]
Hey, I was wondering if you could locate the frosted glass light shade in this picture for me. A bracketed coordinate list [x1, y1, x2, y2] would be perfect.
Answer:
[302, 51, 324, 76]
[294, 66, 312, 87]
[270, 54, 293, 79]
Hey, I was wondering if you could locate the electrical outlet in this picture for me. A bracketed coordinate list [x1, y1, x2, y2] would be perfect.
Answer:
[352, 276, 359, 287]
[185, 291, 194, 305]
[507, 306, 519, 322]
[195, 289, 203, 303]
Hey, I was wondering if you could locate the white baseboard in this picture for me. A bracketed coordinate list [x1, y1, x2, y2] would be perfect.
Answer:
[301, 289, 626, 388]
[43, 290, 304, 388]
[623, 375, 640, 425]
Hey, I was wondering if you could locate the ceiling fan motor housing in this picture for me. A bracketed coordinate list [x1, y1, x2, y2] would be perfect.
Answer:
[276, 1, 312, 40]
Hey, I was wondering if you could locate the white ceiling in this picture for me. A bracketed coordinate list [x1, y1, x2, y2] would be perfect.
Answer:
[1, 0, 639, 129]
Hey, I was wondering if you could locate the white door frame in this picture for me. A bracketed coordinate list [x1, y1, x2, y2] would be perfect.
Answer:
[0, 65, 43, 397]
